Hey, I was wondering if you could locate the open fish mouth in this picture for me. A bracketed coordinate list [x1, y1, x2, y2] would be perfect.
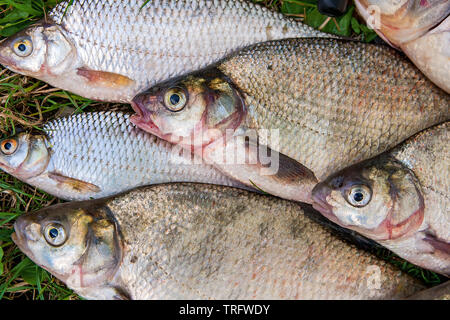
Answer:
[129, 99, 160, 134]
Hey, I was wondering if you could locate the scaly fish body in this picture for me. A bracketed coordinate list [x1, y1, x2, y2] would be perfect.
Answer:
[12, 184, 425, 300]
[0, 112, 242, 201]
[0, 0, 330, 102]
[354, 0, 450, 93]
[312, 122, 450, 275]
[131, 38, 449, 203]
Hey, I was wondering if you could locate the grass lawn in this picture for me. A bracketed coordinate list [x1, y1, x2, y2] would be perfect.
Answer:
[0, 0, 445, 300]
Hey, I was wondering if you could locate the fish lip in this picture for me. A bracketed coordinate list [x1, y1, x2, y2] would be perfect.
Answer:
[11, 217, 34, 259]
[130, 99, 165, 138]
[311, 185, 343, 225]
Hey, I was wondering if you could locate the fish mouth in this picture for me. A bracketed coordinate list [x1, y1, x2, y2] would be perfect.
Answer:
[11, 217, 34, 259]
[130, 99, 173, 143]
[130, 99, 158, 131]
[311, 185, 343, 226]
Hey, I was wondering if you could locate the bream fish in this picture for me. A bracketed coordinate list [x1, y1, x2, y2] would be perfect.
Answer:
[312, 122, 449, 275]
[12, 183, 425, 300]
[0, 111, 243, 201]
[131, 38, 450, 204]
[0, 0, 331, 102]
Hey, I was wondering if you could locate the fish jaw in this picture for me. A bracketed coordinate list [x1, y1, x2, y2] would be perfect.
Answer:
[129, 98, 176, 145]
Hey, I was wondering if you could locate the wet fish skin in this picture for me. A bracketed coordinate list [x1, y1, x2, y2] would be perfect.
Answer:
[354, 0, 450, 93]
[312, 123, 450, 275]
[0, 0, 331, 103]
[12, 183, 425, 300]
[0, 112, 243, 201]
[131, 38, 450, 203]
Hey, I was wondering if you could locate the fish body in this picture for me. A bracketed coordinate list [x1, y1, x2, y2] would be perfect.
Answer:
[355, 0, 450, 93]
[312, 122, 450, 275]
[0, 112, 243, 201]
[12, 183, 425, 300]
[131, 38, 450, 203]
[0, 0, 330, 102]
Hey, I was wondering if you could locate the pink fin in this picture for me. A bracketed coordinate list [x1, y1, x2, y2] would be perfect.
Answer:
[48, 172, 101, 193]
[77, 68, 135, 88]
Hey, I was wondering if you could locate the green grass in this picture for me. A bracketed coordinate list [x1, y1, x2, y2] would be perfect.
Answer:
[0, 0, 444, 300]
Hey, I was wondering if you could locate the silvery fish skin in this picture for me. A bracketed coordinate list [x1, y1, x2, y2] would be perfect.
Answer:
[131, 38, 450, 204]
[355, 0, 450, 93]
[12, 184, 425, 300]
[0, 112, 242, 201]
[0, 0, 331, 103]
[312, 122, 449, 275]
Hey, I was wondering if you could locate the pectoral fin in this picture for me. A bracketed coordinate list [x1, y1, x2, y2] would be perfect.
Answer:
[48, 172, 101, 193]
[207, 136, 318, 203]
[77, 68, 135, 88]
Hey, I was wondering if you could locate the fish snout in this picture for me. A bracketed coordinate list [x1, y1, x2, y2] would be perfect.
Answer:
[13, 215, 41, 247]
[131, 93, 159, 118]
[311, 184, 335, 218]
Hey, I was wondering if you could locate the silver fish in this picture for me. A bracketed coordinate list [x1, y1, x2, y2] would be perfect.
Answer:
[0, 111, 244, 200]
[0, 0, 331, 102]
[131, 38, 450, 204]
[312, 122, 450, 275]
[12, 183, 425, 300]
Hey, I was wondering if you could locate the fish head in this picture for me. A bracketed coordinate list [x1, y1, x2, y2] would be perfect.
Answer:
[355, 0, 450, 46]
[0, 22, 76, 79]
[131, 69, 246, 149]
[12, 202, 122, 290]
[312, 157, 424, 241]
[0, 132, 49, 180]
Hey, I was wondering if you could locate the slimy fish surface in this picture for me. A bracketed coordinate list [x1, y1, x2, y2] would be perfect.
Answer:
[131, 38, 449, 204]
[0, 112, 243, 200]
[12, 184, 425, 300]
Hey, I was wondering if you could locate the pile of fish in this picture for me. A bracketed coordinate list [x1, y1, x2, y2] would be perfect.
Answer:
[0, 0, 448, 300]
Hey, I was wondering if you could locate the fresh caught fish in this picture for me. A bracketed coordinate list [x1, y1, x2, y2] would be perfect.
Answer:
[312, 122, 449, 275]
[355, 0, 450, 93]
[0, 0, 331, 103]
[0, 111, 243, 201]
[12, 183, 425, 300]
[131, 38, 450, 204]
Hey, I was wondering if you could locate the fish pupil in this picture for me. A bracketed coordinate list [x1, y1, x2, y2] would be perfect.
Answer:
[4, 142, 11, 150]
[170, 94, 180, 105]
[354, 192, 364, 202]
[49, 228, 58, 239]
[18, 43, 26, 52]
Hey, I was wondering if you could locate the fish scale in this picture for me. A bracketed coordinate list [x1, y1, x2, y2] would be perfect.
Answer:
[12, 184, 425, 299]
[216, 38, 450, 180]
[39, 0, 330, 101]
[0, 111, 242, 201]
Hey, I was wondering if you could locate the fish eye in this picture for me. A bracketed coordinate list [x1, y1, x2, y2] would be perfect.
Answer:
[1, 138, 18, 155]
[12, 37, 33, 57]
[346, 185, 372, 207]
[163, 87, 187, 112]
[44, 223, 67, 247]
